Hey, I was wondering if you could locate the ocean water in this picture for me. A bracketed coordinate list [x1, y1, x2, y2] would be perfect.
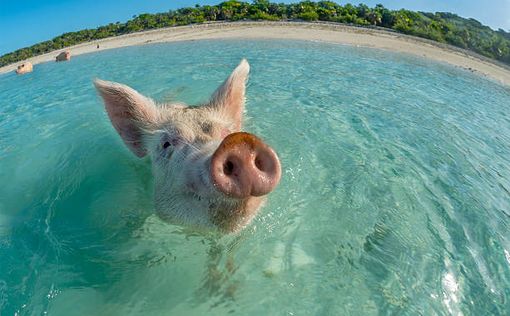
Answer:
[1, 39, 510, 315]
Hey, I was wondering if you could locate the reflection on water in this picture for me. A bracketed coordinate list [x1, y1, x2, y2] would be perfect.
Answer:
[0, 40, 510, 315]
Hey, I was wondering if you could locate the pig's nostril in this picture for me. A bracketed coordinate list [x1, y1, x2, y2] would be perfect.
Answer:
[223, 160, 234, 176]
[254, 156, 264, 172]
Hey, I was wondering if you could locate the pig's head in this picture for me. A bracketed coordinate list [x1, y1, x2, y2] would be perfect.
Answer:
[94, 60, 281, 233]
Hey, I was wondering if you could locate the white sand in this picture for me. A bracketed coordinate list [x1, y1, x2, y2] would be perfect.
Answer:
[2, 21, 510, 86]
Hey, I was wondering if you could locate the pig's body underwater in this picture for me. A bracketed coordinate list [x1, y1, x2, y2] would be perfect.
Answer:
[94, 60, 281, 233]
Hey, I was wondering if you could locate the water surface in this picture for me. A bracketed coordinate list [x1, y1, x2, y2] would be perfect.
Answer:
[1, 40, 510, 315]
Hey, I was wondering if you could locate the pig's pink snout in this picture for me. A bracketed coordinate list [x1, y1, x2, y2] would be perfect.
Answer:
[211, 132, 281, 198]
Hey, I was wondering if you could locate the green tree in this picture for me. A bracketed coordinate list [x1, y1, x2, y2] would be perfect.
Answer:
[2, 1, 510, 67]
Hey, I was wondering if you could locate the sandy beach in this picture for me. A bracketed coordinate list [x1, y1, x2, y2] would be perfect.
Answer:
[2, 21, 510, 86]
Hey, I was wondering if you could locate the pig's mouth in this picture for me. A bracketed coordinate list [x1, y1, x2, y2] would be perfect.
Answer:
[185, 168, 211, 196]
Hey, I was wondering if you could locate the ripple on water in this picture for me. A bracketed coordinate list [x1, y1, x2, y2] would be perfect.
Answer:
[1, 40, 510, 315]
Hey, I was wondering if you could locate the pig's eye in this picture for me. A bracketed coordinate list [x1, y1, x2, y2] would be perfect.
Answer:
[163, 141, 171, 149]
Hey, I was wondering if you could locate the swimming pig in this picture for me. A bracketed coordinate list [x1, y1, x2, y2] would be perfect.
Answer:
[94, 59, 281, 233]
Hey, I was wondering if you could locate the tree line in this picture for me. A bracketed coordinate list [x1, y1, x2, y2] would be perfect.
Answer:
[1, 1, 510, 67]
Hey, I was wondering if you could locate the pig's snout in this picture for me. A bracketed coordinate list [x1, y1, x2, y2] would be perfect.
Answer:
[210, 132, 281, 198]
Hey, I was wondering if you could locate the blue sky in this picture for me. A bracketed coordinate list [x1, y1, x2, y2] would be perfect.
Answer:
[1, 0, 509, 55]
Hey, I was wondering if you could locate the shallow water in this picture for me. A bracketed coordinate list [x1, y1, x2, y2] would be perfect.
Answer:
[1, 40, 510, 315]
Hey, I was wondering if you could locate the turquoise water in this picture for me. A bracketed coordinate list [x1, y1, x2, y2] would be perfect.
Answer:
[1, 40, 510, 315]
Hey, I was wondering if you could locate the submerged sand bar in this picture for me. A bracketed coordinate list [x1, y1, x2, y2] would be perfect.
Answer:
[2, 21, 510, 86]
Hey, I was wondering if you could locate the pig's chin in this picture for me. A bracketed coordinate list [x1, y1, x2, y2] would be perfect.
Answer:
[155, 191, 265, 233]
[208, 195, 266, 233]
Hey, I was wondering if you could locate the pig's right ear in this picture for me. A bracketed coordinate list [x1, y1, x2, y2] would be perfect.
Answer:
[94, 79, 159, 158]
[208, 59, 249, 131]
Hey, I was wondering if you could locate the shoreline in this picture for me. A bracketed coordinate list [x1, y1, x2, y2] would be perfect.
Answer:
[2, 21, 510, 86]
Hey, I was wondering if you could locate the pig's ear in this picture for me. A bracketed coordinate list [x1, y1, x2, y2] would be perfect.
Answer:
[208, 59, 250, 131]
[94, 79, 159, 158]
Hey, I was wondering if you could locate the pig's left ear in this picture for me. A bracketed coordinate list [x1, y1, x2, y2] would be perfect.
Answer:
[94, 79, 160, 158]
[208, 59, 250, 131]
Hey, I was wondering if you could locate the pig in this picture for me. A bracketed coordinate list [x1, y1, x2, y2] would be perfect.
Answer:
[56, 51, 71, 62]
[16, 62, 33, 74]
[94, 59, 281, 233]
